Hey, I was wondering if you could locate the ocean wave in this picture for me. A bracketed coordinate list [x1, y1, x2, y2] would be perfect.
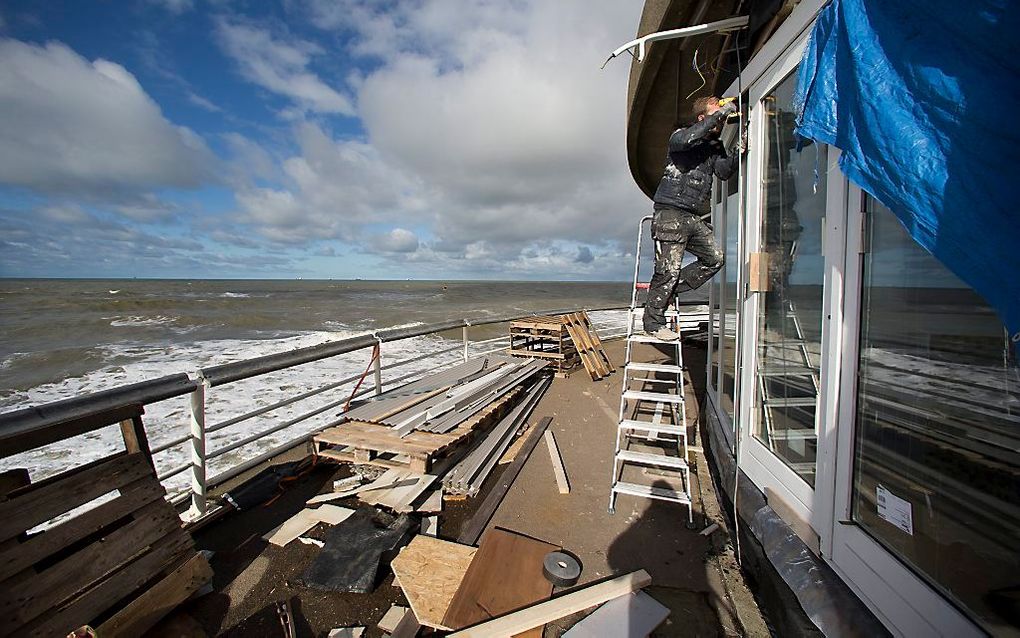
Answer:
[0, 329, 464, 499]
[220, 292, 250, 298]
[109, 315, 179, 328]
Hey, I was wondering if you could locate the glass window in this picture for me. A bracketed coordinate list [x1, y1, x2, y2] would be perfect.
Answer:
[852, 198, 1020, 633]
[751, 70, 827, 487]
[720, 179, 741, 419]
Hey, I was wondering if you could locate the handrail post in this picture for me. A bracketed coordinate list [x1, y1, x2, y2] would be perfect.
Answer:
[187, 374, 208, 518]
[462, 325, 470, 361]
[373, 339, 383, 396]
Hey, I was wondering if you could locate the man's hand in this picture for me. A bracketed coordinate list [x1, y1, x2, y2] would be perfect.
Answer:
[719, 100, 738, 117]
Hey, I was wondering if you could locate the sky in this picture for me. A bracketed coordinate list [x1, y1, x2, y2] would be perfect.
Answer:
[0, 0, 649, 280]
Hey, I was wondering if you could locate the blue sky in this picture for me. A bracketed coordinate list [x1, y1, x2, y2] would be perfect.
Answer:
[0, 1, 647, 280]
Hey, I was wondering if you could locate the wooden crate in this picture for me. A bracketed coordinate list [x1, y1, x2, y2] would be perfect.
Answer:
[509, 316, 579, 377]
[0, 405, 211, 638]
[314, 387, 523, 474]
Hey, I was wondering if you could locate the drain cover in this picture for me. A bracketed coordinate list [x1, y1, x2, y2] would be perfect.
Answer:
[542, 550, 582, 587]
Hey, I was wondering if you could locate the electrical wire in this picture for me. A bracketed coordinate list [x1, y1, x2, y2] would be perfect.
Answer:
[685, 48, 708, 100]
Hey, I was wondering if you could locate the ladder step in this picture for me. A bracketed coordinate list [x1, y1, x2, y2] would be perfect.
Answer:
[623, 390, 684, 404]
[626, 362, 684, 374]
[619, 420, 687, 436]
[629, 308, 682, 317]
[612, 481, 691, 505]
[617, 450, 688, 469]
[627, 334, 682, 345]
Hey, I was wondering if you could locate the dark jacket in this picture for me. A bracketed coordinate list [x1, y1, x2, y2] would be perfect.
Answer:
[652, 110, 738, 214]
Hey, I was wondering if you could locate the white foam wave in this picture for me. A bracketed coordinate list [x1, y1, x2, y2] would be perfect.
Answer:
[220, 292, 249, 298]
[0, 329, 464, 501]
[109, 315, 179, 327]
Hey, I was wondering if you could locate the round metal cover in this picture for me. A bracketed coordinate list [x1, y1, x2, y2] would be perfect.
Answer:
[542, 550, 582, 587]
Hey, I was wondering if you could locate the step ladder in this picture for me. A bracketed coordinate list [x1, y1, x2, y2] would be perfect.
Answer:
[609, 215, 693, 523]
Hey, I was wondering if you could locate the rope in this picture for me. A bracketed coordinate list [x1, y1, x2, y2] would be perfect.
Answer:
[342, 340, 382, 414]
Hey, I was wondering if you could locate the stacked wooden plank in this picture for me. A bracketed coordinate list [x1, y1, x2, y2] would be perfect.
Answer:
[314, 356, 548, 474]
[509, 315, 579, 376]
[510, 312, 614, 380]
[0, 405, 211, 638]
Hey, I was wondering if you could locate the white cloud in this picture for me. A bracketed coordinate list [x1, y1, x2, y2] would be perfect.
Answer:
[149, 0, 194, 14]
[370, 228, 419, 253]
[215, 19, 355, 116]
[0, 39, 215, 196]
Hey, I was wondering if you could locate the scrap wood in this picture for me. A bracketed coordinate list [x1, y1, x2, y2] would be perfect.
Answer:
[263, 505, 355, 547]
[544, 430, 570, 494]
[445, 570, 653, 638]
[307, 476, 417, 505]
[443, 528, 559, 637]
[390, 608, 422, 638]
[415, 489, 443, 513]
[378, 605, 409, 633]
[457, 417, 553, 546]
[389, 535, 477, 630]
[423, 516, 439, 536]
[560, 590, 669, 637]
[327, 628, 364, 638]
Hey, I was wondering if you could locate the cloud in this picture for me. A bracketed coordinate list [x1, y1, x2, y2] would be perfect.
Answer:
[370, 228, 419, 253]
[575, 245, 594, 263]
[215, 19, 355, 116]
[0, 38, 215, 197]
[149, 0, 194, 14]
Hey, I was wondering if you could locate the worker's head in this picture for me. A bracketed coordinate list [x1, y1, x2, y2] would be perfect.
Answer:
[692, 96, 721, 122]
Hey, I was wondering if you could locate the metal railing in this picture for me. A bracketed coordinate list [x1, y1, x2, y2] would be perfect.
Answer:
[0, 303, 705, 520]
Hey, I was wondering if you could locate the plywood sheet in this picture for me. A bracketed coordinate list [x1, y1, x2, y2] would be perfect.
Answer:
[443, 528, 559, 638]
[390, 535, 477, 630]
[263, 505, 355, 546]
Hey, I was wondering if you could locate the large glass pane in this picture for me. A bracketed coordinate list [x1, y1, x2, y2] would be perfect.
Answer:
[852, 199, 1020, 633]
[751, 71, 827, 486]
[720, 174, 740, 419]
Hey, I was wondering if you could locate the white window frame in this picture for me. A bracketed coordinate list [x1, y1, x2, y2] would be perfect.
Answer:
[826, 185, 983, 637]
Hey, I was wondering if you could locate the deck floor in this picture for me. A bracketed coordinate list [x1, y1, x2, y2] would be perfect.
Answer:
[165, 339, 769, 637]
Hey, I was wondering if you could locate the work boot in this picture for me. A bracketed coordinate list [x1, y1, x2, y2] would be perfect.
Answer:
[646, 326, 681, 341]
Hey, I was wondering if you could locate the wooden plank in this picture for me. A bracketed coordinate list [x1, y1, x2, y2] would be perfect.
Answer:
[416, 489, 443, 513]
[390, 535, 477, 630]
[544, 431, 570, 494]
[306, 477, 418, 505]
[263, 505, 355, 546]
[458, 417, 552, 546]
[579, 311, 615, 373]
[119, 416, 154, 470]
[446, 570, 653, 638]
[0, 469, 29, 497]
[0, 453, 152, 542]
[18, 533, 194, 638]
[0, 477, 165, 582]
[0, 404, 144, 460]
[0, 499, 187, 633]
[96, 552, 212, 638]
[567, 313, 609, 378]
[378, 604, 409, 633]
[443, 528, 559, 637]
[423, 516, 439, 536]
[390, 608, 422, 638]
[561, 590, 669, 637]
[561, 317, 602, 380]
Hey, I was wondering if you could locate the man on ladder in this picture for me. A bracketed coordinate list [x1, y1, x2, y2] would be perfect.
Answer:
[643, 96, 742, 341]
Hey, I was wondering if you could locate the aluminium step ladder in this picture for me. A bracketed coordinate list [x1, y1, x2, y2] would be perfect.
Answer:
[609, 215, 693, 523]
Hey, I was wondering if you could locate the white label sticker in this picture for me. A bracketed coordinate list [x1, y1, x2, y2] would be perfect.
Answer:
[876, 485, 913, 535]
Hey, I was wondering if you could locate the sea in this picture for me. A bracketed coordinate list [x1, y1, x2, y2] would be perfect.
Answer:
[0, 278, 662, 498]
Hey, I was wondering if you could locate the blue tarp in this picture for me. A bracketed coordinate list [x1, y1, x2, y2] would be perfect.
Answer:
[793, 0, 1020, 342]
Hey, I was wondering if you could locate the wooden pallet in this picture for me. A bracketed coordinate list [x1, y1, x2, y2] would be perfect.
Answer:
[562, 311, 615, 380]
[0, 405, 211, 638]
[314, 387, 523, 474]
[509, 316, 579, 377]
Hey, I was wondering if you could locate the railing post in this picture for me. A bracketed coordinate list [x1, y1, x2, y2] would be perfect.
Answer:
[187, 375, 208, 518]
[462, 325, 470, 361]
[373, 340, 383, 396]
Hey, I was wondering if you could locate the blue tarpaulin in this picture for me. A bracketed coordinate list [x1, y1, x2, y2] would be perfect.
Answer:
[793, 0, 1020, 341]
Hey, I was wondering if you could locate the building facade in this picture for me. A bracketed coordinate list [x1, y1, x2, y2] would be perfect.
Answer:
[627, 2, 1020, 636]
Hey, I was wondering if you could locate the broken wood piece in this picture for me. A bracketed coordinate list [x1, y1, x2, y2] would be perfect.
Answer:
[445, 570, 653, 638]
[415, 489, 443, 513]
[443, 528, 559, 638]
[306, 477, 417, 505]
[423, 516, 438, 536]
[333, 475, 364, 492]
[389, 608, 422, 638]
[327, 628, 364, 638]
[263, 505, 355, 547]
[378, 605, 408, 633]
[544, 431, 570, 494]
[389, 535, 476, 630]
[700, 522, 720, 536]
[560, 590, 669, 637]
